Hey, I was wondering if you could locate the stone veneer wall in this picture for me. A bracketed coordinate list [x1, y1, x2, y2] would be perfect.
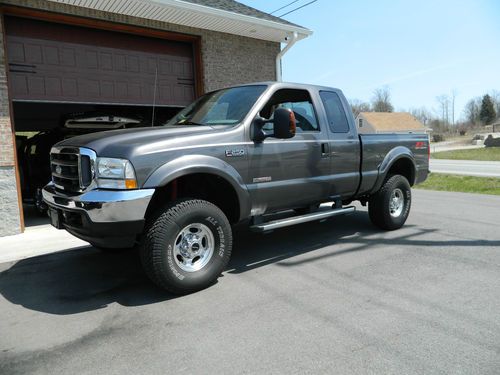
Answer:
[0, 13, 21, 236]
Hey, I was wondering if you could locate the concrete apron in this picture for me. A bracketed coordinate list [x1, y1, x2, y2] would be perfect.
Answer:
[0, 224, 89, 264]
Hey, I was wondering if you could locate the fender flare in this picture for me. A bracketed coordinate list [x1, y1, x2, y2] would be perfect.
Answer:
[372, 146, 417, 192]
[143, 155, 251, 221]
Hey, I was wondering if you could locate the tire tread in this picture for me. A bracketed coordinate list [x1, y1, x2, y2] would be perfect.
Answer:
[369, 175, 411, 231]
[140, 199, 232, 294]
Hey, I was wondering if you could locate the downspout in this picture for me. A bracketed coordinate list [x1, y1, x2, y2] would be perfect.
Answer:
[276, 31, 299, 82]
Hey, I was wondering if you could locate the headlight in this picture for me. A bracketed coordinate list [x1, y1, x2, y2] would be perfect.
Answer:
[96, 157, 138, 189]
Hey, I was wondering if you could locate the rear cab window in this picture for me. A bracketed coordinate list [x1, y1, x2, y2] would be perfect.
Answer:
[319, 91, 350, 133]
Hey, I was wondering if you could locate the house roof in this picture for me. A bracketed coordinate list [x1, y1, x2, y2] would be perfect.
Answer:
[46, 0, 312, 43]
[182, 0, 300, 27]
[358, 112, 426, 132]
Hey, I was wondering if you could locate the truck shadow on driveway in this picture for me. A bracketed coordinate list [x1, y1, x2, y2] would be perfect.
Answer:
[0, 211, 498, 315]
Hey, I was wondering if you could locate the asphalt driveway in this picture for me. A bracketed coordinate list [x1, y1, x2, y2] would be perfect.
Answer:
[0, 189, 499, 375]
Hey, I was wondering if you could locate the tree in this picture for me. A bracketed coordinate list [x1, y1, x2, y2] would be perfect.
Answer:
[371, 86, 394, 112]
[490, 90, 500, 116]
[479, 94, 497, 125]
[436, 94, 450, 125]
[410, 107, 432, 126]
[463, 98, 480, 124]
[349, 99, 371, 117]
[451, 89, 458, 126]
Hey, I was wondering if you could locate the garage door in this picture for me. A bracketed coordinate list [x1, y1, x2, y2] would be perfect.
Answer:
[5, 17, 196, 106]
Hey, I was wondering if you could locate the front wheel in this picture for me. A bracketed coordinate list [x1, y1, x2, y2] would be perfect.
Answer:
[368, 175, 411, 230]
[140, 199, 232, 294]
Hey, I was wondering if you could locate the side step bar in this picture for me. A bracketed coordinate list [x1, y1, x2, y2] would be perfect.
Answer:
[250, 206, 356, 232]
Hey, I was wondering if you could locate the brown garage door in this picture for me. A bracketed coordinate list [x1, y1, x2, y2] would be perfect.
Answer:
[5, 17, 195, 106]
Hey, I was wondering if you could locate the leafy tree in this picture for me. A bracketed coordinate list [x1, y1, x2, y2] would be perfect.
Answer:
[479, 94, 496, 125]
[371, 86, 394, 112]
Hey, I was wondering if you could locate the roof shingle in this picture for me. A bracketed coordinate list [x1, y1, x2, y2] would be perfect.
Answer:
[181, 0, 302, 27]
[359, 112, 426, 132]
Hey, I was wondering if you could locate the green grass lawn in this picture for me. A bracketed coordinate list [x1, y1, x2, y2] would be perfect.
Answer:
[431, 147, 500, 161]
[415, 173, 500, 195]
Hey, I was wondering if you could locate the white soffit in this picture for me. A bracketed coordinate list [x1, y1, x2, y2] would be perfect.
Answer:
[46, 0, 313, 43]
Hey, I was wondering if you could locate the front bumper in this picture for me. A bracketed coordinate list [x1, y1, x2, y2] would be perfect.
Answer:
[42, 182, 155, 248]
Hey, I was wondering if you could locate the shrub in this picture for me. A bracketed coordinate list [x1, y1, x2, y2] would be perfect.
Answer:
[432, 134, 445, 142]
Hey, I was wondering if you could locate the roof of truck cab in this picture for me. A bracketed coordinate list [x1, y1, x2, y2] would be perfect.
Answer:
[228, 81, 342, 92]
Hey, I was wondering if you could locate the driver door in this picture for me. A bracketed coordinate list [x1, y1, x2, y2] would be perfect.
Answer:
[246, 88, 331, 214]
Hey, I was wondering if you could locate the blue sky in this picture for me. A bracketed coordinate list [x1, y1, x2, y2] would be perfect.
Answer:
[240, 0, 500, 120]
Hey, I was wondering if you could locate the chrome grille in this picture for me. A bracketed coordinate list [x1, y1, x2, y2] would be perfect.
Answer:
[50, 147, 95, 192]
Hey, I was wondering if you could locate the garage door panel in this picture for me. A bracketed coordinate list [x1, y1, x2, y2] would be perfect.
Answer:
[62, 78, 78, 97]
[5, 17, 195, 106]
[45, 77, 62, 96]
[7, 41, 25, 62]
[10, 74, 28, 95]
[61, 48, 76, 67]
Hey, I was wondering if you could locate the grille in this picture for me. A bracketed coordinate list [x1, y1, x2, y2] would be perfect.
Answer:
[50, 147, 94, 192]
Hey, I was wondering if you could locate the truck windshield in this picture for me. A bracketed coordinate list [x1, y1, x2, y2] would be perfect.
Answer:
[166, 85, 267, 127]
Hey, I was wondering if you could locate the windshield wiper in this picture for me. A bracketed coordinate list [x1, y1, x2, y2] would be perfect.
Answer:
[175, 120, 206, 126]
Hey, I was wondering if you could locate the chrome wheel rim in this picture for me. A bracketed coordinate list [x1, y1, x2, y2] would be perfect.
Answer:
[173, 223, 215, 272]
[389, 188, 405, 217]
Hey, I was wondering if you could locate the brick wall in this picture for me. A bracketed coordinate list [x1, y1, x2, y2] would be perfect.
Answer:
[0, 13, 14, 167]
[0, 167, 21, 236]
[0, 13, 21, 236]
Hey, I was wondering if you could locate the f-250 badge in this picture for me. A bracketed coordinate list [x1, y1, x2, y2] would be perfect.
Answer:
[225, 149, 245, 157]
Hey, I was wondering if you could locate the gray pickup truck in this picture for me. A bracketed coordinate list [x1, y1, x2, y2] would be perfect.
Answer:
[43, 82, 429, 294]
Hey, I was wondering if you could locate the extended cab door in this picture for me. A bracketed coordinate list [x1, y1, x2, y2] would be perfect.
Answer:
[246, 88, 332, 214]
[318, 90, 360, 197]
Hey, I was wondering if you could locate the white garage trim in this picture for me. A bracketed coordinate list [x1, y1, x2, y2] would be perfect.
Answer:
[47, 0, 313, 43]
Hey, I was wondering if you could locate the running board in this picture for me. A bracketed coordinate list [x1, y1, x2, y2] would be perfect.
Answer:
[250, 206, 356, 232]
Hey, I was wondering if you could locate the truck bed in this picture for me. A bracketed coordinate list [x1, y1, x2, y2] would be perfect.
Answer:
[357, 133, 430, 196]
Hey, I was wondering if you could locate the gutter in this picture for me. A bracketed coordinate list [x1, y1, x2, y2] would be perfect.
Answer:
[276, 32, 299, 81]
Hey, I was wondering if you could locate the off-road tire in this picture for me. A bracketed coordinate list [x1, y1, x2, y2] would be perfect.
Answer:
[368, 175, 411, 230]
[140, 199, 232, 294]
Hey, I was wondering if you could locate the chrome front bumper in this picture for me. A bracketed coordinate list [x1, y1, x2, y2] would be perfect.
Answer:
[42, 182, 155, 248]
[42, 182, 154, 223]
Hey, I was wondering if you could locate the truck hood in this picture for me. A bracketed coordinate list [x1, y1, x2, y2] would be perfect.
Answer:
[56, 125, 217, 157]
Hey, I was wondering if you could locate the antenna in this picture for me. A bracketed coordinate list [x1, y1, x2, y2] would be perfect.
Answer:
[151, 64, 158, 126]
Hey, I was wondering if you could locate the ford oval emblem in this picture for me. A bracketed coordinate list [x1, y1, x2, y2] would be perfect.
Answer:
[55, 165, 62, 174]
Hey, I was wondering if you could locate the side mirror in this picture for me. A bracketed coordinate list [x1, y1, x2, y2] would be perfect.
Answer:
[273, 108, 296, 139]
[251, 108, 296, 143]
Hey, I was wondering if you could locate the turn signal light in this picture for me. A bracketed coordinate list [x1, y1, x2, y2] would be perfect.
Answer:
[125, 179, 138, 189]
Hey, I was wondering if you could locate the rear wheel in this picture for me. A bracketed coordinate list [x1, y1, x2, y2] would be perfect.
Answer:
[368, 175, 411, 230]
[140, 199, 232, 294]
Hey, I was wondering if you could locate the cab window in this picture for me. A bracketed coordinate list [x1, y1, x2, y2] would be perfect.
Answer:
[260, 89, 319, 132]
[319, 91, 350, 133]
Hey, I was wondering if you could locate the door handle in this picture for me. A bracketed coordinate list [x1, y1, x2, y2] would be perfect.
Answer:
[321, 143, 329, 157]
